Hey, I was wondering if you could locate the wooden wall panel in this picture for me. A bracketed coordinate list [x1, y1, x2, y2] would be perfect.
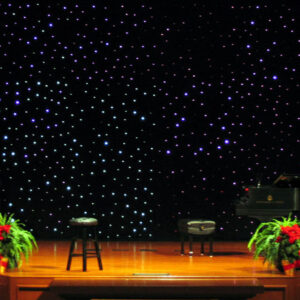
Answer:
[16, 285, 62, 300]
[253, 286, 287, 300]
[0, 275, 10, 300]
[296, 282, 300, 300]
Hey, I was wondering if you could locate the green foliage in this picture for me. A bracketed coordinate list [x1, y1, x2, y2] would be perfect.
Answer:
[248, 215, 299, 267]
[0, 213, 38, 269]
[278, 233, 300, 263]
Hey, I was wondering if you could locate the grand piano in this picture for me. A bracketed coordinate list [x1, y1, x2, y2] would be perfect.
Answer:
[236, 174, 300, 221]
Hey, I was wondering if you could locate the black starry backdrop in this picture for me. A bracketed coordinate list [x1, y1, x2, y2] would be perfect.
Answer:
[0, 1, 299, 240]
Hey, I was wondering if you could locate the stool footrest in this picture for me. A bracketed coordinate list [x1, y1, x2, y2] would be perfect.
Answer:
[70, 254, 99, 258]
[86, 248, 101, 252]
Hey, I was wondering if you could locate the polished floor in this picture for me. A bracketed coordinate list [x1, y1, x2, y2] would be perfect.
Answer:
[3, 240, 291, 278]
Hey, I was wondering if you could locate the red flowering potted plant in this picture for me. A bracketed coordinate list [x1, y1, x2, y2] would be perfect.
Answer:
[0, 213, 37, 272]
[248, 215, 300, 274]
[0, 224, 11, 272]
[276, 224, 300, 274]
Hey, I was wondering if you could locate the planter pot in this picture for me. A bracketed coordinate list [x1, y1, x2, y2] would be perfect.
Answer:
[281, 260, 295, 276]
[0, 257, 9, 273]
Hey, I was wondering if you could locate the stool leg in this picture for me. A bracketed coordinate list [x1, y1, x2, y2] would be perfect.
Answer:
[209, 235, 213, 257]
[94, 228, 103, 270]
[200, 236, 205, 255]
[82, 227, 87, 271]
[180, 234, 185, 255]
[66, 237, 76, 270]
[188, 235, 193, 255]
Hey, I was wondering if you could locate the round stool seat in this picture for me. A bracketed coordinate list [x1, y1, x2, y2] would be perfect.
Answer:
[178, 219, 216, 235]
[69, 217, 98, 226]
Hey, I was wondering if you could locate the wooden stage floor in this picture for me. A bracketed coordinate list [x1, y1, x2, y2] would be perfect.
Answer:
[1, 240, 300, 300]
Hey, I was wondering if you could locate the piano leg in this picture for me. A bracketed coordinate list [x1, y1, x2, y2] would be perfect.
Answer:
[200, 236, 204, 255]
[189, 235, 193, 255]
[209, 235, 214, 257]
[180, 234, 185, 255]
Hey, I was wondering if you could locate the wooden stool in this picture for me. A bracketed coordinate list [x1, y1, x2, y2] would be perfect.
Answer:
[66, 217, 103, 271]
[178, 219, 216, 257]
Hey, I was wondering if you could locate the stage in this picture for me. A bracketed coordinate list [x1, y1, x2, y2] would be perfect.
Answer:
[0, 241, 299, 300]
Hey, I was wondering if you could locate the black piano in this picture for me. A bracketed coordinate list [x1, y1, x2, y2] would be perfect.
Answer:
[236, 174, 300, 221]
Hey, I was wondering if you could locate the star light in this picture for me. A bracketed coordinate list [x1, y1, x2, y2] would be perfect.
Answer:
[0, 1, 297, 240]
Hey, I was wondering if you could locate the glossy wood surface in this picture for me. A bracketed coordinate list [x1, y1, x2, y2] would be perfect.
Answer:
[2, 240, 297, 278]
[1, 241, 300, 300]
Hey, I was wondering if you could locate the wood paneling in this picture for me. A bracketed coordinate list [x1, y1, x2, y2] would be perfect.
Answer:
[297, 282, 300, 300]
[50, 277, 264, 299]
[253, 285, 287, 300]
[0, 275, 9, 300]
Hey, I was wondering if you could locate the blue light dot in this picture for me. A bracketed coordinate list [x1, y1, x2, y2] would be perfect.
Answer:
[272, 75, 278, 80]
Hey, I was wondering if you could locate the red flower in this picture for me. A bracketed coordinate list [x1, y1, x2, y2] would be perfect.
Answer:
[280, 224, 300, 244]
[2, 225, 11, 234]
[0, 225, 11, 241]
[275, 236, 283, 243]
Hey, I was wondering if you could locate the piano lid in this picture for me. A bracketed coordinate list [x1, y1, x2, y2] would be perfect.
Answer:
[236, 174, 300, 220]
[273, 173, 300, 188]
